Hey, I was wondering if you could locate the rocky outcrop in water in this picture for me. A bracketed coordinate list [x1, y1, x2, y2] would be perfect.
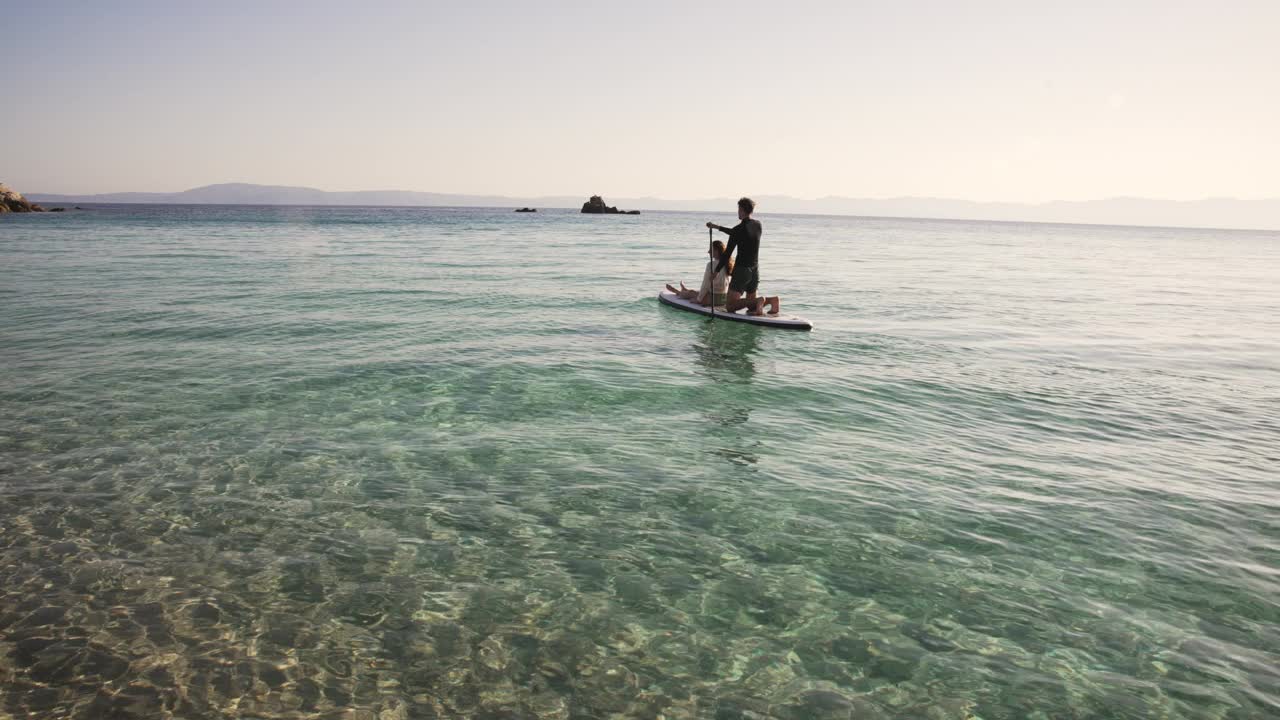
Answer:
[580, 195, 639, 215]
[1, 183, 46, 213]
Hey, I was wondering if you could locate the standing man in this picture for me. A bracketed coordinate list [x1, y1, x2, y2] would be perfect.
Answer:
[706, 197, 780, 316]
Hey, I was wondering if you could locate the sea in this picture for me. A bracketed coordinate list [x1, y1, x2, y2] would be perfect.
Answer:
[0, 205, 1277, 719]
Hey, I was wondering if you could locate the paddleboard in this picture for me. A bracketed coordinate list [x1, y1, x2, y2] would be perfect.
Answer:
[658, 291, 813, 330]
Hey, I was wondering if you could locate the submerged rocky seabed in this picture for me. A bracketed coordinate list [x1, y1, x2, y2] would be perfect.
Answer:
[2, 392, 1272, 720]
[1, 206, 1277, 718]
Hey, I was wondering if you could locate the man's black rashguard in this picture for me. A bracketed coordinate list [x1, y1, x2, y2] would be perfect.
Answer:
[714, 219, 763, 293]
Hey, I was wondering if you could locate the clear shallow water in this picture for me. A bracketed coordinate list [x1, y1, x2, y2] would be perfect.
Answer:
[0, 205, 1277, 719]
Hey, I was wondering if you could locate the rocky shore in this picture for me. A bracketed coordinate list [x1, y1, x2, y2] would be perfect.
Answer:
[0, 183, 52, 213]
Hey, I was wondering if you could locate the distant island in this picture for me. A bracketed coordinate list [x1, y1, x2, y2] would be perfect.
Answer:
[24, 183, 1280, 230]
[580, 195, 639, 215]
[515, 207, 537, 213]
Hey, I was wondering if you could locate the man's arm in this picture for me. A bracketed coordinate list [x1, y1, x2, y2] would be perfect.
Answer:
[714, 224, 741, 273]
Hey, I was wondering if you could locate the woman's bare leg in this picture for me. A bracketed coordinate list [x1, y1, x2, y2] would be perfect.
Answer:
[764, 296, 780, 315]
[666, 283, 702, 302]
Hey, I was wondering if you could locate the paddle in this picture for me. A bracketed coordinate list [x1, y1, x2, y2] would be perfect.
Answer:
[708, 227, 715, 322]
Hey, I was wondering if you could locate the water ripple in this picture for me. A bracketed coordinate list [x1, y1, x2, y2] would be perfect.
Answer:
[1, 205, 1277, 718]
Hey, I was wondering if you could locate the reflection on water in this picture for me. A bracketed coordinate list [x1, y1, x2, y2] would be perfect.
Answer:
[693, 319, 761, 386]
[694, 320, 763, 466]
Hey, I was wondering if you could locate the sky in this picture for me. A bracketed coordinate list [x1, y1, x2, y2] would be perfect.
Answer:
[5, 0, 1279, 202]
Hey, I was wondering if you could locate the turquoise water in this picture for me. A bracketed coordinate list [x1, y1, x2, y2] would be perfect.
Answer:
[1, 205, 1277, 719]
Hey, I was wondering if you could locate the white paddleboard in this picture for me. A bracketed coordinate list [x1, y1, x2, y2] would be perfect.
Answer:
[658, 291, 813, 330]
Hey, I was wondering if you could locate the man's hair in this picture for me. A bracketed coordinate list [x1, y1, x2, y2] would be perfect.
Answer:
[738, 197, 756, 214]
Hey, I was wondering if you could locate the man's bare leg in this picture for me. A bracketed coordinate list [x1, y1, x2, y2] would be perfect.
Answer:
[724, 289, 748, 313]
[744, 293, 779, 316]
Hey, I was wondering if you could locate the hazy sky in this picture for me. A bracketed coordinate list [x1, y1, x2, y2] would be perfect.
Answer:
[6, 1, 1278, 201]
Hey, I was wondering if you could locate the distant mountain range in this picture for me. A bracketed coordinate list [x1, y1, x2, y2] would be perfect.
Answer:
[28, 183, 1280, 230]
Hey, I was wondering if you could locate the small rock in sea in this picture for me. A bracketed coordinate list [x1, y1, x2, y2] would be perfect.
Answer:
[580, 194, 639, 215]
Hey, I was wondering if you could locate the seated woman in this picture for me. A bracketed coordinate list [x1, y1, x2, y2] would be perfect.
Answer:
[667, 240, 731, 307]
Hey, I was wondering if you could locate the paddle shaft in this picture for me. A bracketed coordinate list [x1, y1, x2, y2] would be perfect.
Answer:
[708, 227, 714, 321]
